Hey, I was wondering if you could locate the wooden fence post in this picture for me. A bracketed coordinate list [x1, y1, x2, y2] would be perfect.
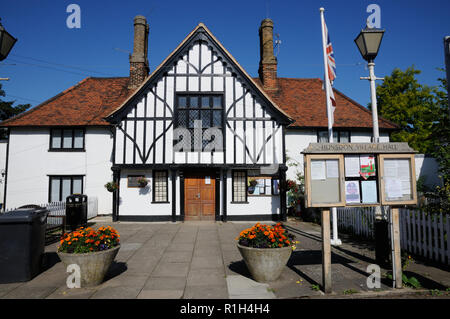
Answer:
[322, 208, 332, 293]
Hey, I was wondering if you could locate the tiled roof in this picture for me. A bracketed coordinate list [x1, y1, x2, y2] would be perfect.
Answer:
[253, 77, 397, 130]
[0, 77, 131, 127]
[1, 76, 397, 130]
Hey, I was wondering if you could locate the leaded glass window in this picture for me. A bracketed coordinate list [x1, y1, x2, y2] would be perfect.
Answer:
[232, 171, 247, 203]
[153, 170, 168, 202]
[175, 94, 224, 152]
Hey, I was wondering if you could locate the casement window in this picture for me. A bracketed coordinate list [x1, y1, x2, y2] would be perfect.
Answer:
[232, 170, 247, 203]
[152, 170, 168, 202]
[318, 130, 350, 143]
[49, 176, 83, 202]
[175, 94, 224, 151]
[50, 128, 85, 151]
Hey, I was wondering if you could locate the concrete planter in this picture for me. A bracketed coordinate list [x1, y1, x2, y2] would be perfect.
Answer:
[57, 245, 120, 287]
[237, 243, 292, 283]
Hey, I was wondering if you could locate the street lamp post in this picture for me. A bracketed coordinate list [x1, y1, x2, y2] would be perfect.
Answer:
[354, 26, 390, 267]
[0, 19, 17, 81]
[354, 27, 385, 142]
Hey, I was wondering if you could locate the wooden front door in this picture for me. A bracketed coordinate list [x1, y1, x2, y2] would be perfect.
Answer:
[184, 172, 216, 220]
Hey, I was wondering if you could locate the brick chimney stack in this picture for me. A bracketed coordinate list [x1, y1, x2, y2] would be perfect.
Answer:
[258, 18, 278, 92]
[128, 15, 149, 89]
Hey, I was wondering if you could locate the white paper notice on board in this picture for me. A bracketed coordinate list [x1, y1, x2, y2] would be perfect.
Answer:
[345, 181, 361, 203]
[397, 160, 411, 195]
[311, 160, 326, 180]
[205, 176, 211, 184]
[384, 159, 398, 178]
[361, 180, 378, 203]
[345, 155, 360, 177]
[385, 177, 402, 199]
[326, 160, 339, 178]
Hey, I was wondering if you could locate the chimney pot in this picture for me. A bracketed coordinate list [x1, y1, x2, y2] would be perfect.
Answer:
[258, 18, 278, 92]
[128, 15, 149, 89]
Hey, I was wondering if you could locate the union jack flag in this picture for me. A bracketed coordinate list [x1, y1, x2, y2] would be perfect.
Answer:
[324, 22, 336, 85]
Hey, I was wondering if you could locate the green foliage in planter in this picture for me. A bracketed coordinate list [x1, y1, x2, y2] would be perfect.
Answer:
[58, 226, 120, 254]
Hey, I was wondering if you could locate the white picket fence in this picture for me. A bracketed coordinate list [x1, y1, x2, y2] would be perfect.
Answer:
[335, 207, 450, 265]
[2, 196, 98, 225]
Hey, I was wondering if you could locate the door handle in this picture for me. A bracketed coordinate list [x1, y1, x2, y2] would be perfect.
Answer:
[197, 193, 201, 199]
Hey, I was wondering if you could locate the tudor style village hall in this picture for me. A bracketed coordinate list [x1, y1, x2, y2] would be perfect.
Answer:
[0, 16, 396, 222]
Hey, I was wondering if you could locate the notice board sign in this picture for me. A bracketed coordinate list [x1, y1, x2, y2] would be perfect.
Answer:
[303, 143, 418, 208]
[379, 154, 417, 205]
[305, 154, 345, 207]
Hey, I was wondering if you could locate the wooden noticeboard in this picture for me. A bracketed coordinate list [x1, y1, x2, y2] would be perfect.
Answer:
[302, 142, 417, 293]
[305, 154, 345, 207]
[302, 143, 418, 208]
[379, 154, 417, 205]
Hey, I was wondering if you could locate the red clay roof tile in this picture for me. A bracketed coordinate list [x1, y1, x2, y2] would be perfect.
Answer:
[1, 76, 397, 130]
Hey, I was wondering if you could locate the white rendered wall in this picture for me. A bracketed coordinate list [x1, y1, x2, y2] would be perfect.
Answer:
[5, 127, 113, 214]
[118, 169, 175, 216]
[414, 154, 442, 188]
[225, 170, 280, 216]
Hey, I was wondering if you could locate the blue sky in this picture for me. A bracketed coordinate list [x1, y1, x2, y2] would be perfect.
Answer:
[0, 0, 449, 109]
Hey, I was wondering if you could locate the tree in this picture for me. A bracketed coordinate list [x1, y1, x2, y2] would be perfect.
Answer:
[0, 83, 31, 138]
[374, 66, 442, 154]
[428, 74, 450, 213]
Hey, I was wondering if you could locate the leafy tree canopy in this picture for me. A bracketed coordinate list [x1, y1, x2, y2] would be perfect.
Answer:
[374, 66, 443, 154]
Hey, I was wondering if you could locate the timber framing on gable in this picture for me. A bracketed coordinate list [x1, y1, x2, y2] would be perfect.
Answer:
[105, 23, 293, 125]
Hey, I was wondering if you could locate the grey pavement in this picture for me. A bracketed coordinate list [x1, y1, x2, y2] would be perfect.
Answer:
[0, 217, 449, 299]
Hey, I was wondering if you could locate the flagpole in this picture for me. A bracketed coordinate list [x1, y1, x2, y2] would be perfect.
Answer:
[320, 8, 333, 142]
[320, 7, 341, 246]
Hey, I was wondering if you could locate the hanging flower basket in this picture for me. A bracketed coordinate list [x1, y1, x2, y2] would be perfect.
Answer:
[105, 181, 119, 192]
[137, 177, 148, 188]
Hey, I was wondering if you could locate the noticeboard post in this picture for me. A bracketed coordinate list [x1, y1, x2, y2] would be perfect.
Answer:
[302, 142, 418, 292]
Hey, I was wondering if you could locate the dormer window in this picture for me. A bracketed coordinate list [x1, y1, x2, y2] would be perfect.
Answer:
[50, 128, 85, 151]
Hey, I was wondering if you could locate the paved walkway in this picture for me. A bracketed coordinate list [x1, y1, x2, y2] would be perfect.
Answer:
[0, 218, 449, 299]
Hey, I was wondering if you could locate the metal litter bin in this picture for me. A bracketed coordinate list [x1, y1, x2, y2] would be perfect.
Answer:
[0, 208, 48, 283]
[66, 194, 88, 231]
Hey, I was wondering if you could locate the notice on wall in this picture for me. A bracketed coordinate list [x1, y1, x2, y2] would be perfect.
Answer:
[205, 176, 211, 184]
[311, 160, 326, 180]
[398, 159, 412, 195]
[361, 180, 378, 203]
[383, 158, 412, 200]
[345, 180, 361, 203]
[385, 177, 403, 199]
[345, 155, 360, 177]
[326, 160, 339, 178]
[359, 155, 376, 179]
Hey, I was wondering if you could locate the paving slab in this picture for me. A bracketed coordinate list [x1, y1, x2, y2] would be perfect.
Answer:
[143, 276, 187, 291]
[152, 262, 190, 277]
[138, 289, 184, 299]
[90, 286, 142, 299]
[46, 286, 97, 299]
[226, 275, 276, 299]
[187, 268, 226, 287]
[183, 285, 229, 299]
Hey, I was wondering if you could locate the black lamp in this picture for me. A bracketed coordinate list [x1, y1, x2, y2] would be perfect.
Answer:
[354, 27, 385, 62]
[0, 20, 17, 61]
